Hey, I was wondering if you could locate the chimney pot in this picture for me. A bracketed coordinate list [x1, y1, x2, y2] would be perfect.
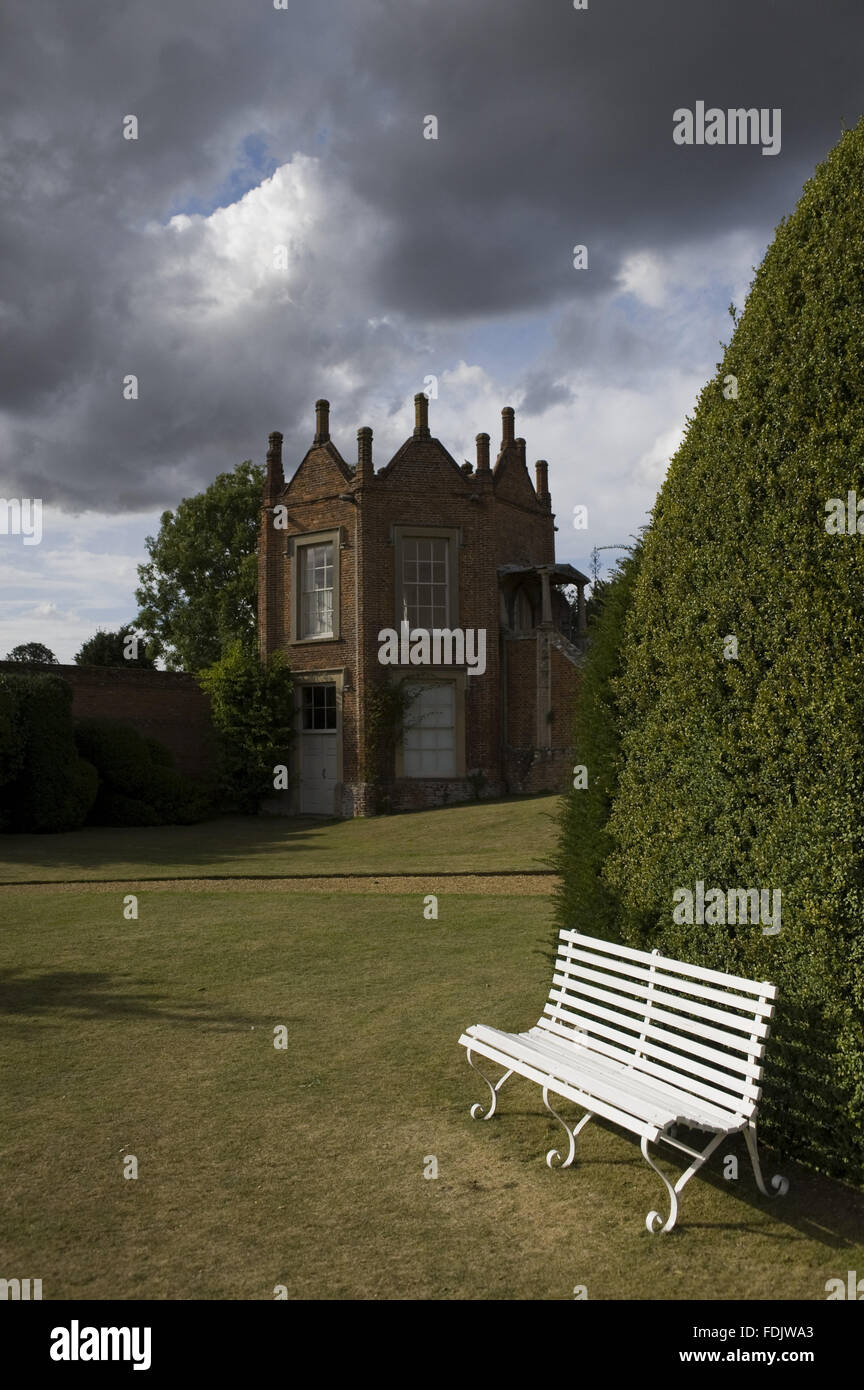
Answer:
[357, 426, 373, 481]
[535, 459, 549, 499]
[476, 432, 490, 471]
[314, 398, 330, 444]
[265, 431, 283, 497]
[413, 392, 430, 438]
[501, 406, 515, 446]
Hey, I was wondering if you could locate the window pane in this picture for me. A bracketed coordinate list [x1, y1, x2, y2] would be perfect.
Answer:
[402, 536, 448, 628]
[302, 684, 337, 730]
[299, 541, 334, 637]
[403, 683, 455, 776]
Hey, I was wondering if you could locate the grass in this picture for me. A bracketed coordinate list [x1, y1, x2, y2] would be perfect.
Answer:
[0, 794, 558, 883]
[1, 884, 862, 1300]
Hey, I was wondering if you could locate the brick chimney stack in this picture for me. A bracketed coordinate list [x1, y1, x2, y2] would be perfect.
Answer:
[357, 426, 374, 483]
[265, 431, 283, 503]
[501, 406, 515, 447]
[475, 432, 490, 471]
[516, 438, 527, 469]
[414, 391, 430, 438]
[535, 459, 549, 500]
[314, 398, 330, 445]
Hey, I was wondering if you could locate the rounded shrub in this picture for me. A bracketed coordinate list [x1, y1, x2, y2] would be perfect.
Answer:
[74, 718, 210, 826]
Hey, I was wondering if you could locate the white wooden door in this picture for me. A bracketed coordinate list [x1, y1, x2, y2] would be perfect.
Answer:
[300, 731, 338, 814]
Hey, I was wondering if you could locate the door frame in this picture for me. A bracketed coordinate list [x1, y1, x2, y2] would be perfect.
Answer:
[293, 669, 345, 815]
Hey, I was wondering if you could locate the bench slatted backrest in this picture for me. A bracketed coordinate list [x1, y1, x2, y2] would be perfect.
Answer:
[538, 930, 777, 1123]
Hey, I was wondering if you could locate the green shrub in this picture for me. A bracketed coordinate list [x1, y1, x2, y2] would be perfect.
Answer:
[74, 718, 210, 826]
[599, 120, 864, 1181]
[197, 642, 293, 813]
[0, 673, 98, 833]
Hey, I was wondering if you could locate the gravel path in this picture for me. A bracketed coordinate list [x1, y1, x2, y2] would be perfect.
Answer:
[0, 874, 557, 896]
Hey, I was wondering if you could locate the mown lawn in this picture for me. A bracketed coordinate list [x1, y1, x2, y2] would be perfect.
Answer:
[0, 795, 557, 883]
[1, 885, 862, 1300]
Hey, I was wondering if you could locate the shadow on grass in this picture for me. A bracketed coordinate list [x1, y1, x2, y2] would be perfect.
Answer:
[553, 1111, 863, 1249]
[0, 793, 557, 882]
[0, 815, 327, 880]
[0, 967, 267, 1032]
[457, 1083, 864, 1251]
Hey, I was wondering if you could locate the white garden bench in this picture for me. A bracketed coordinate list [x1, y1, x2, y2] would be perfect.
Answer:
[458, 929, 786, 1232]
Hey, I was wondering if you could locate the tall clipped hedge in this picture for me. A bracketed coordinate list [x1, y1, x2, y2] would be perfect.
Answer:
[597, 121, 864, 1181]
[0, 673, 98, 832]
[554, 544, 642, 940]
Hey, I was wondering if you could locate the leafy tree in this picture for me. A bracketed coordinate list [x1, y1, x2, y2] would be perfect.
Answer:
[5, 643, 58, 664]
[74, 625, 157, 668]
[599, 119, 864, 1180]
[197, 641, 294, 813]
[135, 461, 264, 672]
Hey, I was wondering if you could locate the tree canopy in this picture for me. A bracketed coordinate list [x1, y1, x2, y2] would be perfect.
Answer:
[4, 643, 58, 664]
[135, 461, 264, 672]
[74, 626, 157, 668]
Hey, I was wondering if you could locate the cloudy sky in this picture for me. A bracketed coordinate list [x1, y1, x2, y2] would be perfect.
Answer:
[1, 0, 861, 661]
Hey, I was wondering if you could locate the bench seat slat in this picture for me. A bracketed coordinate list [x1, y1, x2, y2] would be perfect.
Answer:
[548, 979, 762, 1085]
[535, 1015, 759, 1112]
[553, 954, 772, 1037]
[560, 930, 777, 999]
[469, 1024, 747, 1130]
[548, 973, 768, 1057]
[557, 945, 775, 1020]
[459, 1030, 668, 1140]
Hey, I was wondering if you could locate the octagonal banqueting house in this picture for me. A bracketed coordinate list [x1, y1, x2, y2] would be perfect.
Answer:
[258, 394, 588, 817]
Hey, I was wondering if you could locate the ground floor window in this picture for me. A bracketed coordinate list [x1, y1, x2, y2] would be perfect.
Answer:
[402, 682, 456, 777]
[302, 684, 337, 730]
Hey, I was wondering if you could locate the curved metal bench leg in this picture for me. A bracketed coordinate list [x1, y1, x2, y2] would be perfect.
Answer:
[542, 1085, 594, 1169]
[744, 1122, 789, 1197]
[643, 1128, 727, 1233]
[641, 1133, 680, 1233]
[466, 1048, 513, 1120]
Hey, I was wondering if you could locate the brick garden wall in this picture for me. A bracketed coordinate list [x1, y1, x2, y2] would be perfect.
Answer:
[0, 663, 216, 781]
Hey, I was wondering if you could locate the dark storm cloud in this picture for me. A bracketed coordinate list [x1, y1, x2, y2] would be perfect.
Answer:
[0, 0, 861, 509]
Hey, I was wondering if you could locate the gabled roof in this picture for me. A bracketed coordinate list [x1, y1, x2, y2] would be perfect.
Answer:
[284, 439, 353, 496]
[377, 433, 469, 485]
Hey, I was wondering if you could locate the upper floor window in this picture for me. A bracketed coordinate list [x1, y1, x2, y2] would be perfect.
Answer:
[300, 542, 334, 637]
[292, 531, 340, 643]
[401, 536, 449, 628]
